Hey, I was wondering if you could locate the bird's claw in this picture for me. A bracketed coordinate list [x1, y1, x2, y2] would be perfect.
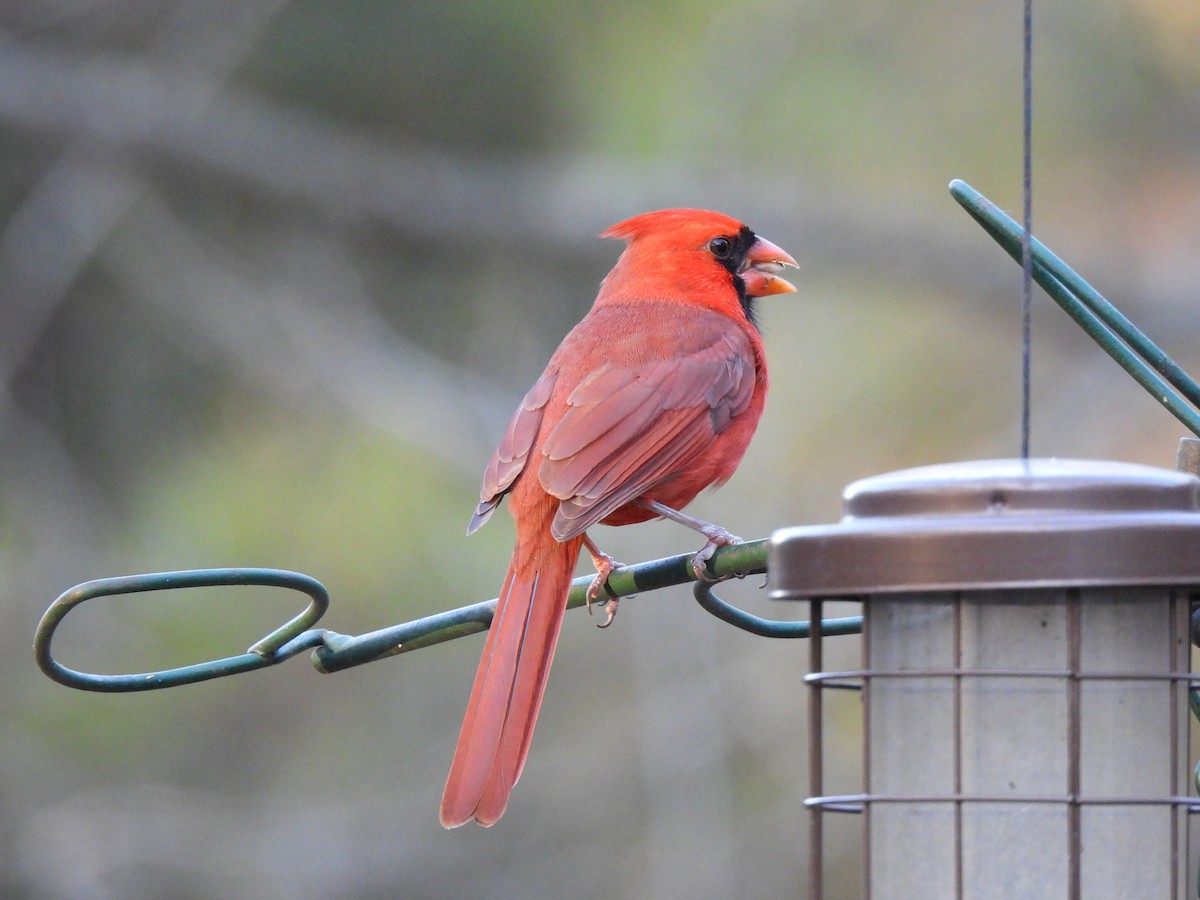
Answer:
[585, 548, 624, 627]
[690, 526, 743, 581]
[595, 597, 620, 628]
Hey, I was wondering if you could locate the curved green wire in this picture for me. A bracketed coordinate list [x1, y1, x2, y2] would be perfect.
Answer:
[34, 569, 329, 692]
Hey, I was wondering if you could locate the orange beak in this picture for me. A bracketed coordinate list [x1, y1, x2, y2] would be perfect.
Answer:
[740, 234, 798, 298]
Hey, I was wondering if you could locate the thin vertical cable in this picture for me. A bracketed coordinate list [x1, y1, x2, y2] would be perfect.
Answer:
[806, 597, 825, 899]
[952, 593, 964, 899]
[1168, 589, 1181, 897]
[1020, 0, 1034, 458]
[1066, 589, 1081, 900]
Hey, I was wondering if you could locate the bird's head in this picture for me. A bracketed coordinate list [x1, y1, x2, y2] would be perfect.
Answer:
[599, 208, 797, 323]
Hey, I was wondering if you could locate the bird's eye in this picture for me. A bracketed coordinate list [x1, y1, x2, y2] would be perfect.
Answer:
[708, 236, 733, 259]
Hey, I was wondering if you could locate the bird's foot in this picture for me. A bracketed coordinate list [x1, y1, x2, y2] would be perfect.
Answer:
[583, 535, 623, 628]
[689, 524, 743, 581]
[632, 498, 743, 581]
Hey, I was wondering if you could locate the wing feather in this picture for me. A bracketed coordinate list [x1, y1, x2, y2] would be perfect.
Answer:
[550, 410, 705, 538]
[539, 329, 758, 540]
[468, 367, 559, 534]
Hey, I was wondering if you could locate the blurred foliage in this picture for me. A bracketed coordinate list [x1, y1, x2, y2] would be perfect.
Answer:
[2, 0, 1200, 897]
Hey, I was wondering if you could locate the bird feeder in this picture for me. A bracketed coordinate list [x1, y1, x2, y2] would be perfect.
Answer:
[770, 457, 1200, 899]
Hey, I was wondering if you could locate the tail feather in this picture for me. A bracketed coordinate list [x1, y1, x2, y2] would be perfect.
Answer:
[440, 532, 583, 828]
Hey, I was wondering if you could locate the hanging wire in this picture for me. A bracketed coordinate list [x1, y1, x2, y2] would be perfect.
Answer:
[1020, 0, 1034, 459]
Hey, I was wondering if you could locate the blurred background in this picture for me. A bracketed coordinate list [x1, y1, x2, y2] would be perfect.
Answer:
[3, 1, 1200, 897]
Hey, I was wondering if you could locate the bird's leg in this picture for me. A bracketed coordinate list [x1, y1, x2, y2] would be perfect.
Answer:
[635, 499, 742, 581]
[582, 534, 623, 628]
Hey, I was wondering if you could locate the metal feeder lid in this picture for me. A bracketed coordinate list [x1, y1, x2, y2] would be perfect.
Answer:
[769, 458, 1200, 599]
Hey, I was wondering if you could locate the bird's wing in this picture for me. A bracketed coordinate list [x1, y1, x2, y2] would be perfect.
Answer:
[467, 366, 558, 534]
[538, 327, 757, 541]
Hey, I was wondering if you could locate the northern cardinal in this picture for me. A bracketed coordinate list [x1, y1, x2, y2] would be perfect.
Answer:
[440, 208, 797, 827]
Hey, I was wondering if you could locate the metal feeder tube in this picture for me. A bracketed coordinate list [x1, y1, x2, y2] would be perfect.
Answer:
[770, 458, 1200, 900]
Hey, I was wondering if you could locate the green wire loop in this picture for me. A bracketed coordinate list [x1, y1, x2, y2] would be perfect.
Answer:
[34, 569, 330, 692]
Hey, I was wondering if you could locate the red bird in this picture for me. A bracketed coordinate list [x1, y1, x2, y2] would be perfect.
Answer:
[440, 208, 797, 828]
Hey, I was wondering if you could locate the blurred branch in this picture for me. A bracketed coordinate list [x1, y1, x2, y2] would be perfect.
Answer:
[0, 34, 1120, 308]
[0, 156, 142, 385]
[0, 1, 291, 387]
[0, 1, 293, 595]
[0, 388, 120, 594]
[103, 195, 511, 474]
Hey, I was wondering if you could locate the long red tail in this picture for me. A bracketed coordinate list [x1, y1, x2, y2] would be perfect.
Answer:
[440, 526, 583, 827]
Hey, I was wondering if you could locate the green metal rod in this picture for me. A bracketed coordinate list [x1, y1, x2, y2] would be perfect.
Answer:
[34, 539, 863, 692]
[313, 538, 773, 672]
[950, 179, 1200, 438]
